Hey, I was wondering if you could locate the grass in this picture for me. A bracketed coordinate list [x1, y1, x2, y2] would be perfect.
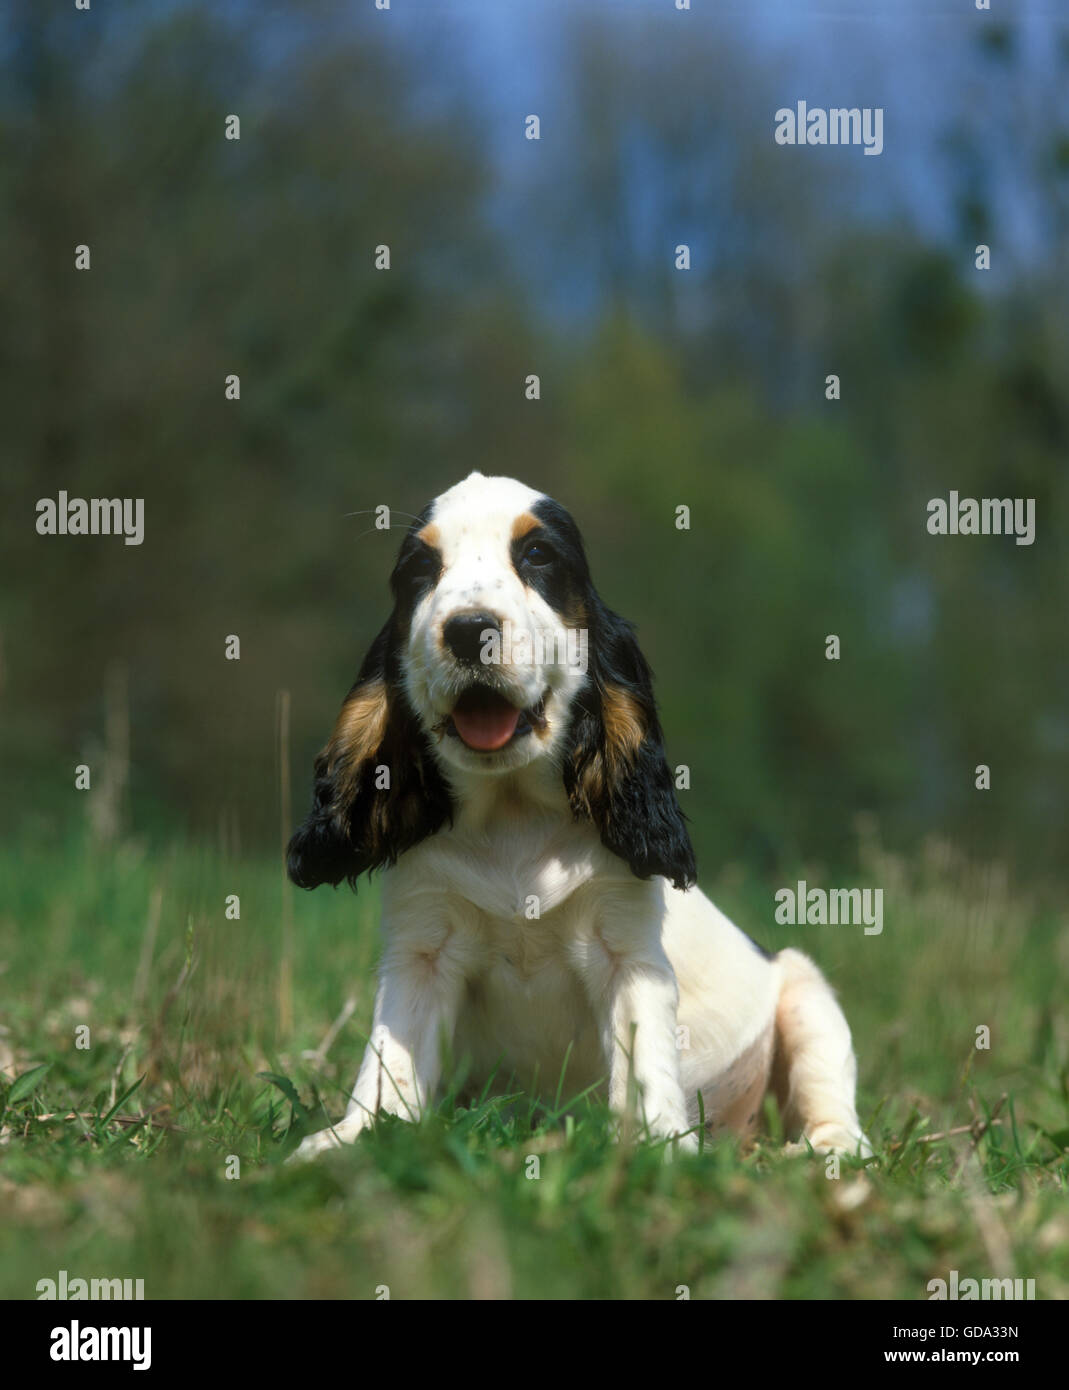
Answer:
[0, 825, 1066, 1300]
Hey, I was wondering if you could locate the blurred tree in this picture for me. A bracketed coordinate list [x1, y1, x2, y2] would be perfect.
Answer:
[1, 1, 1065, 878]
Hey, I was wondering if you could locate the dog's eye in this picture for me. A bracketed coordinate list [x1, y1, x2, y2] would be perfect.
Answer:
[522, 540, 555, 567]
[404, 546, 438, 579]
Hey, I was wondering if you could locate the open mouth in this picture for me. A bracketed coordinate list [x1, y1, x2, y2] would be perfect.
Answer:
[444, 685, 547, 753]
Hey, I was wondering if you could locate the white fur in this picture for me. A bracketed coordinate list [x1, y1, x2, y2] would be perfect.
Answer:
[292, 474, 869, 1161]
[403, 473, 588, 779]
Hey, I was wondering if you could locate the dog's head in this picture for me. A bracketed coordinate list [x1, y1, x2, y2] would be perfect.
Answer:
[287, 473, 695, 891]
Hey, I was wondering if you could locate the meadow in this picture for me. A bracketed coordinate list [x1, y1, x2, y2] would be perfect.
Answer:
[4, 0, 1067, 1312]
[1, 825, 1065, 1301]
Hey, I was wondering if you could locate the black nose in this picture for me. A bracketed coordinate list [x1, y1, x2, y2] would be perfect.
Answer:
[443, 611, 501, 664]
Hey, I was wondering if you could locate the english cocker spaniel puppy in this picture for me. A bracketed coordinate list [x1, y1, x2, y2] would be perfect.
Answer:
[287, 472, 869, 1161]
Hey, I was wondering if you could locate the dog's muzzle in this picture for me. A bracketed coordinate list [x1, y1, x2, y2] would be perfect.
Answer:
[438, 683, 548, 752]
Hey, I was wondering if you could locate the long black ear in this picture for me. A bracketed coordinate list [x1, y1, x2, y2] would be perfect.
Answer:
[286, 619, 453, 890]
[563, 601, 696, 891]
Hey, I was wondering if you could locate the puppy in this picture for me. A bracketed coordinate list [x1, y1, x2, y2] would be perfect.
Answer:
[287, 473, 869, 1161]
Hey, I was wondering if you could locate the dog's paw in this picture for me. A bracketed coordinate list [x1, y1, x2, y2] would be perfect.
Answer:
[786, 1123, 873, 1159]
[647, 1117, 700, 1159]
[286, 1128, 343, 1165]
[665, 1128, 700, 1159]
[286, 1116, 365, 1165]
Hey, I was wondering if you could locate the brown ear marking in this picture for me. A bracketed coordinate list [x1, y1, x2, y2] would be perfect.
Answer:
[511, 511, 541, 542]
[417, 522, 441, 547]
[600, 683, 647, 772]
[570, 682, 648, 816]
[325, 678, 390, 802]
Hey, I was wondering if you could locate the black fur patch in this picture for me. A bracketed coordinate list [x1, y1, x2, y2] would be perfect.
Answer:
[286, 611, 453, 891]
[540, 501, 696, 891]
[509, 496, 592, 619]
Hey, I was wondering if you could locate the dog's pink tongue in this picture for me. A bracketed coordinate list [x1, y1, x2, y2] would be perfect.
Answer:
[452, 691, 521, 751]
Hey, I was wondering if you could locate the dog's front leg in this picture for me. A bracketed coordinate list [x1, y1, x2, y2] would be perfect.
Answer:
[578, 915, 696, 1152]
[290, 918, 467, 1162]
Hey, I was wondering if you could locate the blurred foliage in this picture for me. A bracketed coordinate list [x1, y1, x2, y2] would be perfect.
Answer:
[1, 0, 1066, 877]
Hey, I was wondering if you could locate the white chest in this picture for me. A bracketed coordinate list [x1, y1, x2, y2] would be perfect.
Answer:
[389, 818, 613, 1095]
[396, 811, 607, 925]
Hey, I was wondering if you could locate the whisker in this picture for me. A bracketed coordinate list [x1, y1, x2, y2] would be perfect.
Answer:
[350, 525, 404, 543]
[342, 507, 425, 524]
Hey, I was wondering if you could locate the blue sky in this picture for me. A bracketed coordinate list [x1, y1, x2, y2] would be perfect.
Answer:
[14, 0, 1063, 313]
[372, 0, 1065, 268]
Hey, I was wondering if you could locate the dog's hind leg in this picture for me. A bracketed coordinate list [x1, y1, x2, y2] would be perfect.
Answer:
[771, 948, 871, 1157]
